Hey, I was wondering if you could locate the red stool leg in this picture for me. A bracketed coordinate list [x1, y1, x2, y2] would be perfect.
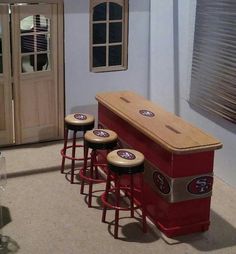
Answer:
[102, 170, 112, 223]
[61, 127, 68, 173]
[71, 130, 77, 183]
[80, 142, 89, 194]
[88, 150, 95, 207]
[94, 152, 99, 179]
[130, 174, 134, 218]
[94, 149, 106, 178]
[82, 130, 86, 161]
[114, 175, 120, 239]
[140, 173, 147, 233]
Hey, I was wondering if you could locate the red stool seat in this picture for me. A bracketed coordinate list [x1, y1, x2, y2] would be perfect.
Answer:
[101, 149, 147, 239]
[60, 113, 95, 183]
[79, 129, 118, 207]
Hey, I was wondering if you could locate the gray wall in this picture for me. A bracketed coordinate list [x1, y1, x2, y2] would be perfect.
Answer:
[64, 0, 150, 118]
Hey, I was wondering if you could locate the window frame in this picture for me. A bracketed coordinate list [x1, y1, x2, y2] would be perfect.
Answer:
[90, 0, 128, 73]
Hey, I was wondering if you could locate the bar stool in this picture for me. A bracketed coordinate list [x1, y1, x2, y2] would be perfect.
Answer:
[60, 113, 95, 183]
[101, 149, 147, 239]
[79, 129, 118, 207]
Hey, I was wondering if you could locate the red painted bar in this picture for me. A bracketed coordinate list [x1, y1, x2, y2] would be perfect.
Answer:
[96, 91, 222, 237]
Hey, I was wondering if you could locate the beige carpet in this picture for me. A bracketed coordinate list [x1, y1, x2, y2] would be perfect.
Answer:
[0, 140, 236, 254]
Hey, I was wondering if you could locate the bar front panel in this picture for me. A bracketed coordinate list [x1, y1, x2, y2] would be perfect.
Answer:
[98, 103, 214, 237]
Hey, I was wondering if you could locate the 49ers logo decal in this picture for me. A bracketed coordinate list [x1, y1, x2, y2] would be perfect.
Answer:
[139, 110, 155, 117]
[93, 130, 110, 138]
[153, 171, 170, 194]
[187, 176, 213, 195]
[74, 113, 87, 120]
[117, 150, 136, 160]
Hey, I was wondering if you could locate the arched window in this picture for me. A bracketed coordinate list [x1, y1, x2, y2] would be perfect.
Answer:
[90, 0, 128, 72]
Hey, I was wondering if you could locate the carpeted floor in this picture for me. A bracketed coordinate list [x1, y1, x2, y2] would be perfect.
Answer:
[0, 140, 236, 254]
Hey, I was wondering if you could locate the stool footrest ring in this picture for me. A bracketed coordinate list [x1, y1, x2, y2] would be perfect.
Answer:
[60, 145, 86, 161]
[79, 168, 105, 184]
[101, 186, 141, 211]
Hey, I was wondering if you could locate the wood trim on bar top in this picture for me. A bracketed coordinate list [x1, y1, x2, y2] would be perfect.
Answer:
[96, 91, 223, 154]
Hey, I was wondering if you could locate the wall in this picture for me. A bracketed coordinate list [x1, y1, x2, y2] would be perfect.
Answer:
[64, 0, 150, 119]
[149, 0, 175, 111]
[150, 0, 236, 188]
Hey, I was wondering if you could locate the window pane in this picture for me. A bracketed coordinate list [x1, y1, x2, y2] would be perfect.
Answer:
[37, 34, 49, 52]
[109, 22, 122, 43]
[93, 46, 106, 67]
[22, 55, 35, 73]
[36, 15, 49, 32]
[22, 53, 50, 73]
[36, 53, 49, 71]
[20, 16, 34, 31]
[93, 23, 106, 44]
[21, 35, 34, 53]
[109, 3, 122, 20]
[109, 45, 122, 66]
[93, 3, 107, 21]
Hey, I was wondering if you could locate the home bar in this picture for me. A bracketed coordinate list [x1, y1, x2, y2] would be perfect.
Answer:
[96, 90, 222, 237]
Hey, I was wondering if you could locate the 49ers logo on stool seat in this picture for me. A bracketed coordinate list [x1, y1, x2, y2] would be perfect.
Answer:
[74, 113, 87, 120]
[93, 130, 110, 138]
[187, 176, 213, 195]
[153, 171, 170, 194]
[117, 150, 136, 160]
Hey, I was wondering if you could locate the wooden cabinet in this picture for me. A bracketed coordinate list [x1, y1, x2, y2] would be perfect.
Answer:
[0, 2, 64, 146]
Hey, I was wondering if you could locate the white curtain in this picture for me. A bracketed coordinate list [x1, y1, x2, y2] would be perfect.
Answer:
[189, 0, 236, 123]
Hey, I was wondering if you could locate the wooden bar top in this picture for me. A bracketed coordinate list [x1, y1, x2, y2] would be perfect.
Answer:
[96, 91, 222, 154]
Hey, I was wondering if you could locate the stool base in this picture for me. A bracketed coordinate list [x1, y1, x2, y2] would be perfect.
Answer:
[60, 126, 85, 183]
[79, 149, 107, 207]
[101, 171, 147, 239]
